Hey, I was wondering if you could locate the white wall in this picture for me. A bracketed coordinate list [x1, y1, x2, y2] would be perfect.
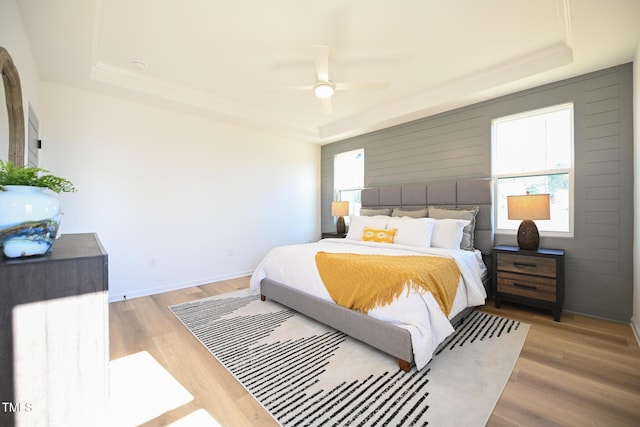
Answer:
[2, 0, 320, 302]
[633, 43, 640, 343]
[38, 82, 320, 301]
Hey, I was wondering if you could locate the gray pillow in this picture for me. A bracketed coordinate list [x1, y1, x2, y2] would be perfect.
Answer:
[359, 208, 392, 216]
[392, 207, 428, 218]
[428, 206, 479, 250]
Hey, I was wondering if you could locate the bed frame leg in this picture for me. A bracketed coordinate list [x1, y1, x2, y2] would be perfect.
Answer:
[260, 294, 266, 301]
[398, 359, 411, 372]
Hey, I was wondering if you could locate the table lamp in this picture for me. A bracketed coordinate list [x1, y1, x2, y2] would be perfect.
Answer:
[331, 201, 349, 234]
[507, 193, 550, 251]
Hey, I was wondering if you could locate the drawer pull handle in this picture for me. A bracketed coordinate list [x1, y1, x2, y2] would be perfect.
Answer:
[513, 283, 537, 290]
[514, 262, 537, 268]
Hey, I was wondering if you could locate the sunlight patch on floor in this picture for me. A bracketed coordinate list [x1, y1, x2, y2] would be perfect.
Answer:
[110, 351, 193, 426]
[168, 409, 222, 426]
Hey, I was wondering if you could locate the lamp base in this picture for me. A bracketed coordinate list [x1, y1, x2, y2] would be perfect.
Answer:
[336, 216, 346, 234]
[517, 220, 540, 251]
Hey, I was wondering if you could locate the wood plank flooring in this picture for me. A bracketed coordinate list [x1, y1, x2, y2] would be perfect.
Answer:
[109, 277, 640, 426]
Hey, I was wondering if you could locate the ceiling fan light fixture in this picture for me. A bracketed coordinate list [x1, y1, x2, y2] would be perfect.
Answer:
[314, 82, 334, 98]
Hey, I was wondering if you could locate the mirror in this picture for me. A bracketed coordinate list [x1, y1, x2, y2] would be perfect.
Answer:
[0, 75, 7, 161]
[0, 47, 25, 165]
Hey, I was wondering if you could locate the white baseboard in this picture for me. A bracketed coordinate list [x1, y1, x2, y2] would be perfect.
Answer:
[632, 316, 640, 348]
[108, 270, 254, 303]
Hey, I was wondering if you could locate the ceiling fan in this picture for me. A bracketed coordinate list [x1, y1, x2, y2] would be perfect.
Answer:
[279, 45, 390, 114]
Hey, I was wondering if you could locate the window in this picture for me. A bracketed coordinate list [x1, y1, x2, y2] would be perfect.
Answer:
[334, 148, 364, 218]
[492, 103, 573, 235]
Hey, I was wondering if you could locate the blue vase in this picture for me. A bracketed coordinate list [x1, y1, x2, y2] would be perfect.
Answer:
[0, 185, 62, 258]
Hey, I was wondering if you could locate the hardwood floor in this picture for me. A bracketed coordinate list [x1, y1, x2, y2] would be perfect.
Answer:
[109, 277, 640, 426]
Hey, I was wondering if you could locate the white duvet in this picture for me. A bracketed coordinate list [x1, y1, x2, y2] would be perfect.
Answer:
[250, 238, 488, 370]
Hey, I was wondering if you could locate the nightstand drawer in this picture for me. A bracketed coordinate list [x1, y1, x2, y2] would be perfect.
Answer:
[497, 253, 556, 278]
[321, 232, 347, 239]
[497, 271, 556, 302]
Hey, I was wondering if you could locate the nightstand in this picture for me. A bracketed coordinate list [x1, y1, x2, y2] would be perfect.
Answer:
[492, 245, 565, 321]
[321, 232, 347, 239]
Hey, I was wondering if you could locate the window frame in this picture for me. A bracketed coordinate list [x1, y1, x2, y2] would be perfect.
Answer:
[491, 103, 575, 238]
[333, 148, 365, 218]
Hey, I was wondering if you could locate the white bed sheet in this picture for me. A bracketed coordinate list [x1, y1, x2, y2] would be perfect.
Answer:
[250, 238, 488, 369]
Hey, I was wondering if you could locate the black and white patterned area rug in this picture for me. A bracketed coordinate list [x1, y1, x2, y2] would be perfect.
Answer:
[170, 289, 528, 427]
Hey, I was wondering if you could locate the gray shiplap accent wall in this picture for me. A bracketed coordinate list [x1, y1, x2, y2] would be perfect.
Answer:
[366, 112, 489, 184]
[321, 63, 633, 322]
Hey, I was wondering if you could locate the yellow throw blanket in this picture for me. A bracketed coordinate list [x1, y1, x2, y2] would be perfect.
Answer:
[315, 252, 461, 316]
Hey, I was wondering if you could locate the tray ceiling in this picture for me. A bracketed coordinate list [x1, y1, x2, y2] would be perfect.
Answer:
[16, 0, 640, 143]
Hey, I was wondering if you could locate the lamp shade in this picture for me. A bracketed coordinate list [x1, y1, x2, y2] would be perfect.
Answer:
[507, 194, 550, 220]
[331, 201, 349, 217]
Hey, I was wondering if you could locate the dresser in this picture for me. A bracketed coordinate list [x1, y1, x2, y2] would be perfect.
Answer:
[492, 245, 565, 321]
[0, 233, 109, 425]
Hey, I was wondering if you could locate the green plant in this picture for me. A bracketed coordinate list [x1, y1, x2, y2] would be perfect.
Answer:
[0, 160, 76, 193]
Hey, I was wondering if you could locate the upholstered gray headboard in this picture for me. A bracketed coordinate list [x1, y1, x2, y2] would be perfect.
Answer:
[360, 178, 493, 255]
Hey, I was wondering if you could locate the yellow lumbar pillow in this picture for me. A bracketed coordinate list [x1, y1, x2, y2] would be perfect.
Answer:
[362, 227, 397, 243]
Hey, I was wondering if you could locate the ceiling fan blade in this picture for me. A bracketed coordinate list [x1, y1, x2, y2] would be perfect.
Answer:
[264, 85, 314, 91]
[312, 45, 330, 82]
[320, 97, 333, 114]
[335, 82, 390, 91]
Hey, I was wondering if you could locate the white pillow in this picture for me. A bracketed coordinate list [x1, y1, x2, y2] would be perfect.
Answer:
[346, 215, 390, 240]
[387, 217, 435, 248]
[431, 219, 471, 249]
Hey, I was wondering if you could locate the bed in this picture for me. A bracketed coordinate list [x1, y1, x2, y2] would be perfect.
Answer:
[250, 178, 493, 371]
